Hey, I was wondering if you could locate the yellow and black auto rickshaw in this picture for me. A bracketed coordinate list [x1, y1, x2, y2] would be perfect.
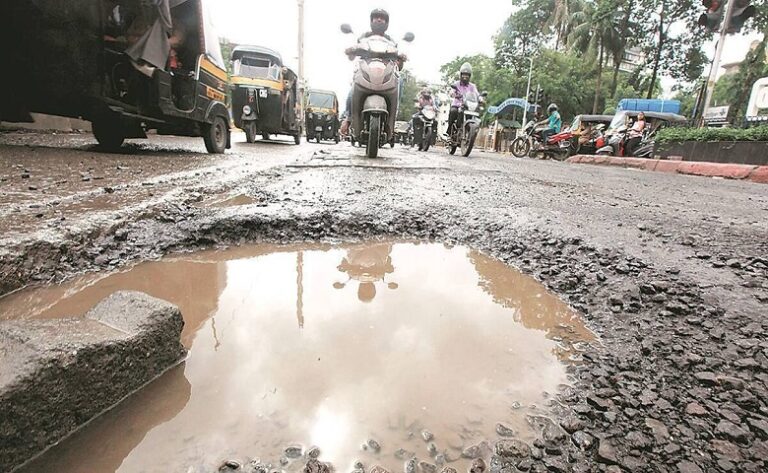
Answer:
[230, 46, 301, 144]
[1, 0, 231, 153]
[305, 89, 340, 144]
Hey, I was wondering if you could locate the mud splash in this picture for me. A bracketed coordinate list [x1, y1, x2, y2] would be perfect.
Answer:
[4, 242, 595, 473]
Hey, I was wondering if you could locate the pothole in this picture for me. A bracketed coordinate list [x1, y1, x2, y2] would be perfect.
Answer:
[3, 241, 595, 473]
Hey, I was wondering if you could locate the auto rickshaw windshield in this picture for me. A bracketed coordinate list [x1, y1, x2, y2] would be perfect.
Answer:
[608, 112, 629, 131]
[570, 116, 582, 131]
[234, 57, 281, 81]
[308, 93, 335, 109]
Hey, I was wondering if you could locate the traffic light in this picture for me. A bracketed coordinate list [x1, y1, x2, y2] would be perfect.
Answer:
[730, 1, 755, 33]
[527, 90, 535, 104]
[698, 1, 755, 34]
[698, 0, 724, 32]
[535, 88, 544, 105]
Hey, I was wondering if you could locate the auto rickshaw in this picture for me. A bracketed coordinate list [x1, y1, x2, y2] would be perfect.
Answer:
[1, 0, 231, 153]
[567, 114, 614, 155]
[596, 111, 687, 157]
[305, 89, 340, 144]
[230, 46, 301, 144]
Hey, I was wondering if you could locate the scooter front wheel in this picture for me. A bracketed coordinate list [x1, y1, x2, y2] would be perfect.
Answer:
[366, 115, 381, 159]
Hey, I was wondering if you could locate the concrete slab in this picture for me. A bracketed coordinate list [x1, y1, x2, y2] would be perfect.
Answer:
[676, 162, 756, 180]
[0, 291, 185, 473]
[747, 166, 768, 184]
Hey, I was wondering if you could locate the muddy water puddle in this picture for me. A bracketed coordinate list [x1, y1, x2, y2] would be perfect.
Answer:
[2, 242, 595, 473]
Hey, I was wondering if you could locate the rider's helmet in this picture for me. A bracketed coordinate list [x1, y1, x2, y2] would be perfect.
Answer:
[370, 8, 390, 35]
[547, 103, 558, 115]
[459, 63, 472, 85]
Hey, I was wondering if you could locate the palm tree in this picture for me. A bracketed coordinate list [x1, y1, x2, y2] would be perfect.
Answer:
[549, 0, 587, 51]
[609, 0, 636, 99]
[569, 0, 624, 113]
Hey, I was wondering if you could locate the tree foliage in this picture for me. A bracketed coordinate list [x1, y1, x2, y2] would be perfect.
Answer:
[397, 69, 422, 122]
[443, 0, 768, 124]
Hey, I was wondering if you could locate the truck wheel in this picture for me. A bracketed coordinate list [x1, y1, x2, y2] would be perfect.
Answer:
[204, 115, 228, 154]
[93, 119, 125, 151]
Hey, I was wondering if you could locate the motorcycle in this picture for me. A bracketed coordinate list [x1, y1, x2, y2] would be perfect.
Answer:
[448, 87, 486, 157]
[413, 104, 436, 151]
[511, 121, 578, 160]
[341, 24, 414, 159]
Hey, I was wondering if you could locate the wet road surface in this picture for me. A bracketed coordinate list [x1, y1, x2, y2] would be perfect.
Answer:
[1, 130, 767, 472]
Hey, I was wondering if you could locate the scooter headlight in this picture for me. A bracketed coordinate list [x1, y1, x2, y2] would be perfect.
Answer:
[242, 105, 252, 115]
[466, 100, 479, 112]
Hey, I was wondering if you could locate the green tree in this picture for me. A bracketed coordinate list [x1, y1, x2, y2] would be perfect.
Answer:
[634, 0, 707, 98]
[496, 0, 554, 72]
[397, 69, 422, 122]
[219, 38, 235, 77]
[568, 0, 624, 113]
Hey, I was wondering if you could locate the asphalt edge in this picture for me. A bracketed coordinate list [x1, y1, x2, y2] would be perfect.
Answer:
[566, 155, 768, 184]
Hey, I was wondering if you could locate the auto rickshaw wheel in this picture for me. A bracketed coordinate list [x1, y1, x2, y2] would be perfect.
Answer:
[567, 137, 580, 157]
[262, 133, 270, 141]
[93, 119, 125, 151]
[293, 134, 301, 145]
[245, 124, 256, 144]
[204, 116, 228, 154]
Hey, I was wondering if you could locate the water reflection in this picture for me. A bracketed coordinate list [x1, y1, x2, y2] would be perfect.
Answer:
[7, 243, 595, 473]
[333, 243, 397, 302]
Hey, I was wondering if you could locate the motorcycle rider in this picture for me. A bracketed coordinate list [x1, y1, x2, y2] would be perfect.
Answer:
[417, 88, 436, 109]
[340, 8, 405, 137]
[539, 103, 562, 144]
[447, 63, 481, 141]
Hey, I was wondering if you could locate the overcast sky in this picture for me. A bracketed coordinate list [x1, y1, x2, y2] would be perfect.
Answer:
[209, 0, 761, 104]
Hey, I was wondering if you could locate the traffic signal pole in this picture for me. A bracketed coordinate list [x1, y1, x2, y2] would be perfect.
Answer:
[702, 0, 737, 122]
[297, 0, 305, 128]
[522, 57, 534, 128]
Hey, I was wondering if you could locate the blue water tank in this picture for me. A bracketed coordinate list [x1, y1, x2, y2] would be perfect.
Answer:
[618, 99, 681, 114]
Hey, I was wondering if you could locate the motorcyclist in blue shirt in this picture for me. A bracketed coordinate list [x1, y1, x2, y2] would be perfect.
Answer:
[539, 103, 562, 143]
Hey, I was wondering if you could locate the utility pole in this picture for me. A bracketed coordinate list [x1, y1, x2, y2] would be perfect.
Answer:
[297, 0, 305, 128]
[702, 0, 737, 122]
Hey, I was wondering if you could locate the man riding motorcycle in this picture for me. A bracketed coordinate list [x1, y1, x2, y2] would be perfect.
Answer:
[339, 8, 405, 137]
[447, 63, 481, 141]
[417, 88, 435, 109]
[538, 103, 562, 144]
